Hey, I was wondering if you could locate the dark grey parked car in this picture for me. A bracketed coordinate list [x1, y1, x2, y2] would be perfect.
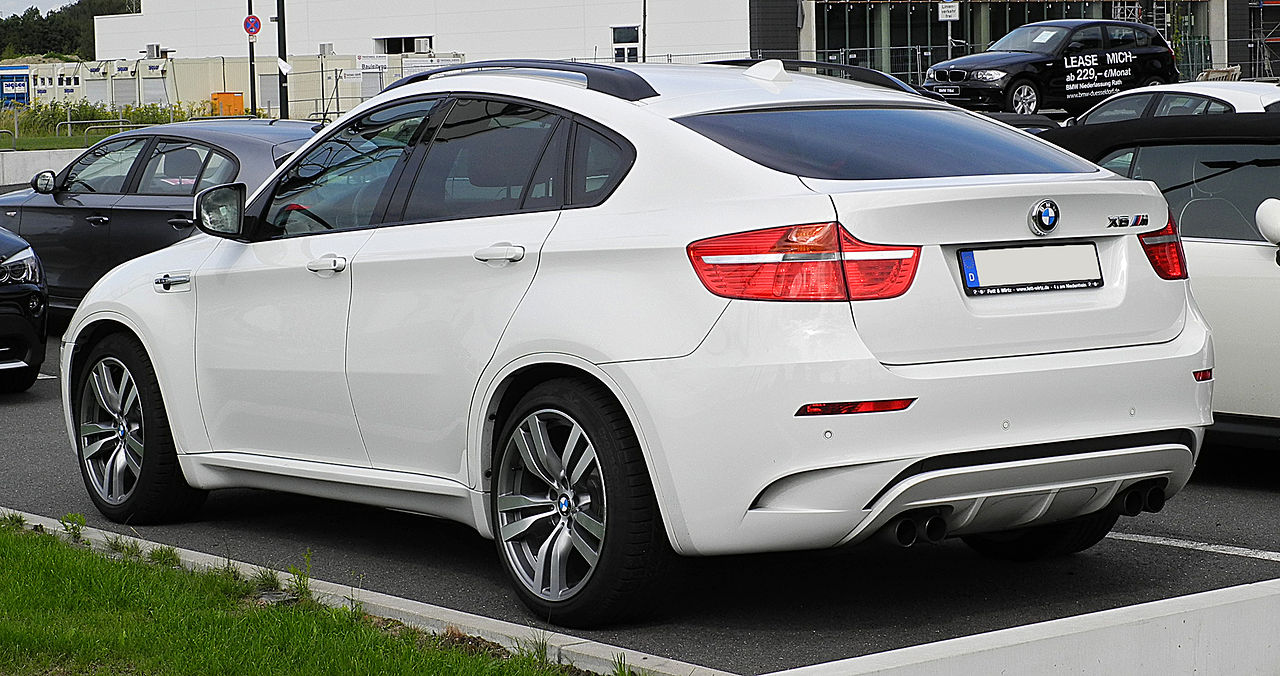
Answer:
[0, 119, 314, 310]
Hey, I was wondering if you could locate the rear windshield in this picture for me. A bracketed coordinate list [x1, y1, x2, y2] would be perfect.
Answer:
[677, 107, 1095, 180]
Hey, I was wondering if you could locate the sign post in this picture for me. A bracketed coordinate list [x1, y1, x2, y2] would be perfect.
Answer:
[939, 0, 959, 59]
[245, 6, 260, 115]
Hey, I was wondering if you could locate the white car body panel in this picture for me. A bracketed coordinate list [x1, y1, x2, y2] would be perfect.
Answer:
[1089, 80, 1280, 116]
[61, 62, 1214, 560]
[1183, 239, 1277, 417]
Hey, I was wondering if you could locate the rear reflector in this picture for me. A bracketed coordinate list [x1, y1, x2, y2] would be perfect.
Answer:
[1138, 213, 1188, 280]
[688, 223, 920, 301]
[795, 399, 916, 416]
[1193, 369, 1212, 382]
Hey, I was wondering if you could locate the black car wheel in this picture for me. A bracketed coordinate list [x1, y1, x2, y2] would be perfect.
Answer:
[1140, 76, 1165, 87]
[0, 365, 38, 393]
[1005, 79, 1041, 115]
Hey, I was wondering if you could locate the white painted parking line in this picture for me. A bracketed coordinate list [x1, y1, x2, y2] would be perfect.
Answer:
[1108, 532, 1280, 563]
[36, 373, 56, 380]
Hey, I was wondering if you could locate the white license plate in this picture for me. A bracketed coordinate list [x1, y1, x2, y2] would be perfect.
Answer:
[958, 244, 1102, 296]
[935, 86, 960, 96]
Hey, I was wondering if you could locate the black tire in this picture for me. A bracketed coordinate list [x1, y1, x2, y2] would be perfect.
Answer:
[0, 365, 38, 393]
[74, 332, 206, 524]
[1140, 76, 1165, 87]
[961, 510, 1119, 562]
[1004, 79, 1041, 115]
[491, 377, 670, 627]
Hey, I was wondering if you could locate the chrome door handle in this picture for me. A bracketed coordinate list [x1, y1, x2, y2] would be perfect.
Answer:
[473, 244, 525, 263]
[153, 272, 190, 292]
[306, 256, 347, 274]
[85, 215, 109, 226]
[167, 217, 194, 229]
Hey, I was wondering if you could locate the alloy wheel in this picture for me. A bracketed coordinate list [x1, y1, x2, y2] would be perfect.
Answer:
[1012, 84, 1038, 115]
[78, 357, 144, 506]
[496, 408, 606, 602]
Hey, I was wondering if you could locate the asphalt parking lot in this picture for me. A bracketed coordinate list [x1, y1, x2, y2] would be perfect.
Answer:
[3, 334, 1278, 675]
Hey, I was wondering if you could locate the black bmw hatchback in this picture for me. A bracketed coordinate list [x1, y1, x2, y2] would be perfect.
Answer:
[923, 20, 1178, 115]
[0, 226, 46, 393]
[0, 118, 314, 311]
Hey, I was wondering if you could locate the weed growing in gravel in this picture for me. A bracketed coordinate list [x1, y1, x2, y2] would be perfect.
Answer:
[517, 629, 552, 666]
[58, 513, 85, 542]
[0, 512, 25, 531]
[105, 534, 143, 559]
[287, 548, 313, 600]
[146, 545, 181, 568]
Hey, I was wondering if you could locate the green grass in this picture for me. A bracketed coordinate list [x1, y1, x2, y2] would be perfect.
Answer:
[9, 133, 114, 151]
[0, 527, 586, 675]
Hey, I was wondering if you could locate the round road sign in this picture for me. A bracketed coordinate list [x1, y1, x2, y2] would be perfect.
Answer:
[244, 15, 261, 35]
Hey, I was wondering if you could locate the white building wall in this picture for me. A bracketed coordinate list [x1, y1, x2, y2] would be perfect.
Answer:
[95, 0, 750, 62]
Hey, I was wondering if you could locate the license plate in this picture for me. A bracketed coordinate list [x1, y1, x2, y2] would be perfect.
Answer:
[935, 86, 960, 96]
[958, 244, 1102, 296]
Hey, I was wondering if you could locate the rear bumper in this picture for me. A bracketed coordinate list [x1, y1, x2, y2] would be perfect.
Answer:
[0, 285, 47, 371]
[603, 300, 1212, 556]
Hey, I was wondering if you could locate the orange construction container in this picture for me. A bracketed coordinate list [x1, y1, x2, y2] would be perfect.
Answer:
[210, 91, 245, 116]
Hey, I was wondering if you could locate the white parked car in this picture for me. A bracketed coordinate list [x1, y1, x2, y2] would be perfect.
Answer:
[1072, 81, 1280, 125]
[61, 59, 1213, 626]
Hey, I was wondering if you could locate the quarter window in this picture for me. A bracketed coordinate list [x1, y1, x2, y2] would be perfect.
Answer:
[63, 137, 148, 194]
[571, 126, 628, 206]
[261, 99, 438, 238]
[399, 98, 562, 222]
[1098, 148, 1135, 176]
[1152, 94, 1233, 118]
[1131, 143, 1280, 241]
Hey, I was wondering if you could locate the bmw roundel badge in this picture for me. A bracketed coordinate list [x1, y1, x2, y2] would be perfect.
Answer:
[1029, 200, 1059, 236]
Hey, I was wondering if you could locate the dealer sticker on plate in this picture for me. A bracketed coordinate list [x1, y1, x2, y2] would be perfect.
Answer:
[959, 243, 1103, 296]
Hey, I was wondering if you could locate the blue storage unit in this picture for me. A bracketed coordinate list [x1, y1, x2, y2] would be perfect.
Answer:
[0, 66, 30, 107]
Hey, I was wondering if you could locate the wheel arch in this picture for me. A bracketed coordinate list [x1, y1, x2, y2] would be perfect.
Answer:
[470, 354, 686, 552]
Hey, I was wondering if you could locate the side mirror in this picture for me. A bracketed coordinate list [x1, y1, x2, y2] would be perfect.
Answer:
[30, 170, 55, 194]
[194, 183, 247, 239]
[1064, 117, 1078, 127]
[1256, 198, 1280, 246]
[1065, 41, 1085, 55]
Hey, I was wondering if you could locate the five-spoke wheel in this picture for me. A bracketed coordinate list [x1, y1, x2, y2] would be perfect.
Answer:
[78, 356, 145, 505]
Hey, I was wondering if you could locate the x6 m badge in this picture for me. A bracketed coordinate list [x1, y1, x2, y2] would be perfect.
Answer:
[1107, 214, 1149, 229]
[1029, 200, 1060, 236]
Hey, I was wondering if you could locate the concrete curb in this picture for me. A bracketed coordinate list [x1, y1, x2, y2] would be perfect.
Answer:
[7, 508, 735, 676]
[764, 576, 1280, 675]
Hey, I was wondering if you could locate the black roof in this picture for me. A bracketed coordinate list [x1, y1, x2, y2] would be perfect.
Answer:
[1039, 113, 1280, 160]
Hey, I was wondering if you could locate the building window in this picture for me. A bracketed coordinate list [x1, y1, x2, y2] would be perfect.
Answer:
[379, 35, 432, 55]
[612, 26, 639, 62]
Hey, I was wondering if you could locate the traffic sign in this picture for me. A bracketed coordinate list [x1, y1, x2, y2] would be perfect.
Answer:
[244, 15, 261, 35]
[939, 1, 959, 21]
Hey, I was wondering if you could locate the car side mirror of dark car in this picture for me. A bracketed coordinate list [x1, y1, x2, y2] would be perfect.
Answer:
[30, 170, 56, 194]
[1064, 117, 1078, 127]
[195, 183, 247, 240]
[1064, 41, 1085, 55]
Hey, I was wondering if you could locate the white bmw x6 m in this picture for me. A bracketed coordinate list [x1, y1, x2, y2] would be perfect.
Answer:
[61, 59, 1212, 626]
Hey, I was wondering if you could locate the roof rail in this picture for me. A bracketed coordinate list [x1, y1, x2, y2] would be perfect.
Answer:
[382, 59, 660, 101]
[706, 59, 944, 101]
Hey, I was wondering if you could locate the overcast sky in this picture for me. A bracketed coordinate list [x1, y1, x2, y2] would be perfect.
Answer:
[0, 1, 70, 18]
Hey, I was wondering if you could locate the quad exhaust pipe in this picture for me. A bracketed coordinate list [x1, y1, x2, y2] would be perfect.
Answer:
[880, 512, 948, 548]
[1114, 482, 1167, 517]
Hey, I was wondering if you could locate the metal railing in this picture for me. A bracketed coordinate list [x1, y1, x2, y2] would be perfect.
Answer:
[55, 118, 131, 138]
[83, 123, 152, 144]
[0, 129, 14, 152]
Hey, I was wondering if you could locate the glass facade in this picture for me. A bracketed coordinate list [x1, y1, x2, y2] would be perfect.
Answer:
[816, 1, 1211, 82]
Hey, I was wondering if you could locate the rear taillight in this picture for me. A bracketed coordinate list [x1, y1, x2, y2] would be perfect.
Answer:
[1138, 213, 1188, 280]
[687, 223, 920, 301]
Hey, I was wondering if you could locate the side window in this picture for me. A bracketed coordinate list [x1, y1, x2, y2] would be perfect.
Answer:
[1135, 30, 1152, 48]
[1069, 26, 1104, 51]
[1098, 148, 1135, 176]
[1082, 93, 1153, 124]
[1152, 94, 1221, 118]
[63, 137, 148, 194]
[198, 152, 238, 191]
[1106, 26, 1138, 49]
[570, 126, 629, 207]
[399, 98, 561, 222]
[137, 141, 235, 196]
[261, 99, 438, 237]
[1205, 100, 1233, 115]
[1131, 143, 1278, 241]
